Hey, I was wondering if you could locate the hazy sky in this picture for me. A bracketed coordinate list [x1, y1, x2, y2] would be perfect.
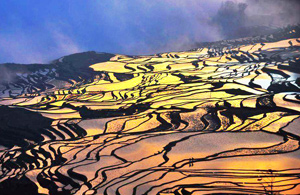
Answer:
[0, 0, 299, 64]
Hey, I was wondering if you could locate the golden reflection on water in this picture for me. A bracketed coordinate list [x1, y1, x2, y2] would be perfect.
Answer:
[0, 38, 299, 194]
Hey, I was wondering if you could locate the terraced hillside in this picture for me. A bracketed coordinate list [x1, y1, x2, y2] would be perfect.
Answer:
[0, 26, 300, 194]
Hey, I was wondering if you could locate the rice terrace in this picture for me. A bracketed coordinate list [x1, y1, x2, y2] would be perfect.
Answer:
[0, 0, 300, 194]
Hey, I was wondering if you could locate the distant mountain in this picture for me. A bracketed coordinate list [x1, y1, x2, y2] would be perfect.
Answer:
[195, 24, 300, 48]
[0, 52, 114, 97]
[1, 25, 299, 98]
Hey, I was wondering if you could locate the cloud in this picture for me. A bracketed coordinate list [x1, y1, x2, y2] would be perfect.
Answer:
[0, 33, 45, 64]
[0, 0, 299, 64]
[212, 0, 300, 39]
[91, 0, 223, 55]
[48, 26, 82, 56]
[244, 0, 300, 27]
[0, 25, 83, 64]
[0, 0, 224, 63]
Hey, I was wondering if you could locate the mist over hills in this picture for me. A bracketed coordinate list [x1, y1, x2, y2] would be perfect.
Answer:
[1, 24, 299, 99]
[0, 24, 297, 98]
[212, 0, 300, 39]
[1, 0, 299, 64]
